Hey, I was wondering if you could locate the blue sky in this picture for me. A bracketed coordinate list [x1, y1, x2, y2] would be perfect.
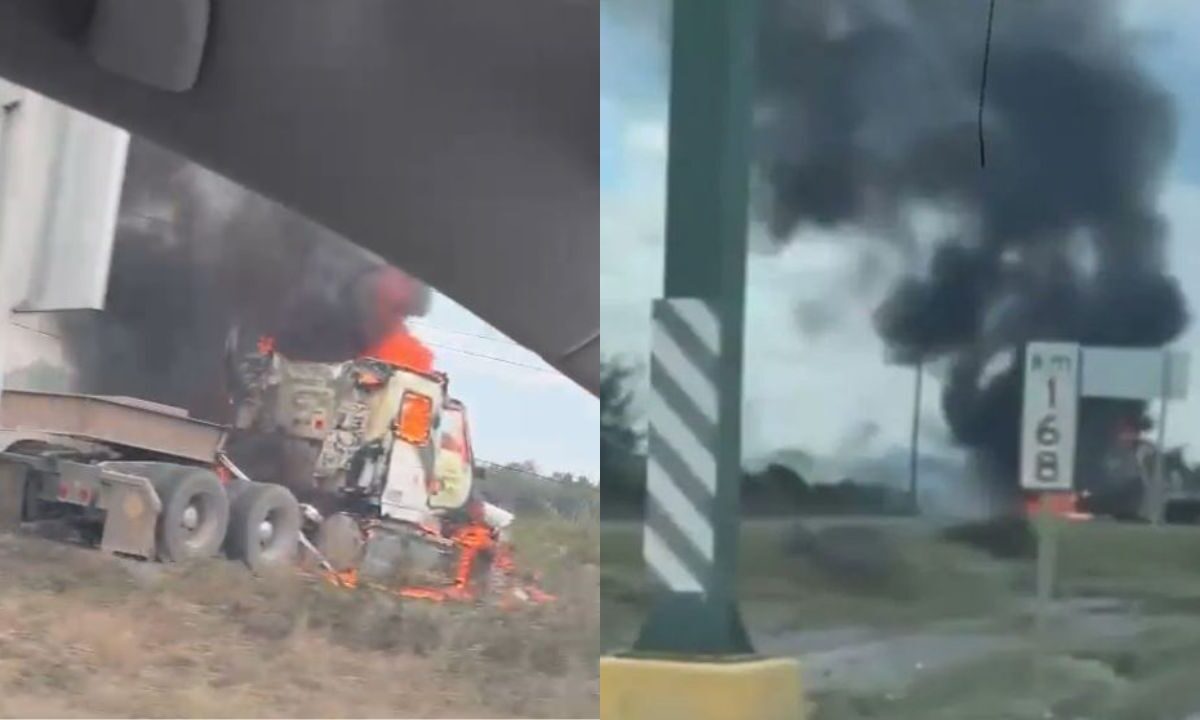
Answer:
[602, 0, 1200, 494]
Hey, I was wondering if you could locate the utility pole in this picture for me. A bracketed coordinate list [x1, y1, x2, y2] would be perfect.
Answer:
[909, 359, 923, 514]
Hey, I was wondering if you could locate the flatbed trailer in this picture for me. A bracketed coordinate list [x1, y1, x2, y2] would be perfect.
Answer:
[0, 389, 302, 568]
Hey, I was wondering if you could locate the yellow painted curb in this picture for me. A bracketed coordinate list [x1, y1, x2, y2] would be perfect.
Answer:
[600, 655, 804, 720]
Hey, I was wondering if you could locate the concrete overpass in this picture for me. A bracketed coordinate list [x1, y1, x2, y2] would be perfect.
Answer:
[0, 0, 598, 396]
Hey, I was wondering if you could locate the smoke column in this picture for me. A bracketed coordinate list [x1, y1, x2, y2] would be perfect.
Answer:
[71, 138, 431, 422]
[756, 0, 1187, 494]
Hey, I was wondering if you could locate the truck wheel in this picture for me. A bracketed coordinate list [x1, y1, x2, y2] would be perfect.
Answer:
[226, 482, 301, 571]
[316, 513, 364, 573]
[152, 468, 230, 563]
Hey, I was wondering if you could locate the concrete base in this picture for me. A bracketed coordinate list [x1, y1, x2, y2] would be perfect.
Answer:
[600, 655, 804, 720]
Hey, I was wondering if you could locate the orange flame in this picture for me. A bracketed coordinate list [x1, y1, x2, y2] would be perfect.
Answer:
[359, 267, 435, 372]
[361, 322, 434, 373]
[314, 520, 556, 608]
[1023, 492, 1091, 521]
[322, 568, 359, 589]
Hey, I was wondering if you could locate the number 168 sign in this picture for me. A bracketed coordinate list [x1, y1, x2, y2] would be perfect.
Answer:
[1021, 342, 1080, 492]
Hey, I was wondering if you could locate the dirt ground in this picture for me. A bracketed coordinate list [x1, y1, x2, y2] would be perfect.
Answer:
[0, 516, 598, 719]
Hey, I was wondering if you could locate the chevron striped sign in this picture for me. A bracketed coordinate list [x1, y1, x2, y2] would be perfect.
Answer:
[644, 297, 720, 594]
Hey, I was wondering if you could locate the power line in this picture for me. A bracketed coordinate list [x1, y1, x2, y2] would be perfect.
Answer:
[409, 319, 525, 349]
[422, 339, 556, 374]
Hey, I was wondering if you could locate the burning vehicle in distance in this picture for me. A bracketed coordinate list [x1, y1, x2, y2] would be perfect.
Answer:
[1076, 418, 1200, 525]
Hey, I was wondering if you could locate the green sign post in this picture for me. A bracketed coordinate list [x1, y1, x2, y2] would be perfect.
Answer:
[632, 0, 758, 657]
[600, 3, 805, 715]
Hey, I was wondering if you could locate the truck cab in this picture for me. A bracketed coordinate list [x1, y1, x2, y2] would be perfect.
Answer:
[228, 344, 479, 528]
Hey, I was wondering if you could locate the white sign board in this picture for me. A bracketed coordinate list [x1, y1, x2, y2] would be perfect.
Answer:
[1021, 342, 1080, 492]
[1081, 347, 1190, 401]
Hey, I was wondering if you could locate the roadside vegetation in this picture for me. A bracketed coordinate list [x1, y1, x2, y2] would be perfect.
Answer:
[0, 469, 598, 719]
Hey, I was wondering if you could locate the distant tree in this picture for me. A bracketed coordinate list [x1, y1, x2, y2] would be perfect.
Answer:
[741, 463, 810, 515]
[601, 359, 646, 512]
[505, 459, 541, 476]
[601, 360, 641, 457]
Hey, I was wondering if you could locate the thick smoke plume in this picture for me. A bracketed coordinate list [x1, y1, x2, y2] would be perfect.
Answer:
[757, 0, 1187, 494]
[71, 138, 430, 423]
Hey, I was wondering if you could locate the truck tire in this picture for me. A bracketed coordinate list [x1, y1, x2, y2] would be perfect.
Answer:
[316, 512, 365, 573]
[226, 482, 301, 571]
[151, 468, 230, 563]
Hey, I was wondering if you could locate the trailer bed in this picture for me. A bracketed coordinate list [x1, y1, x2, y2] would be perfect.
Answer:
[0, 390, 225, 463]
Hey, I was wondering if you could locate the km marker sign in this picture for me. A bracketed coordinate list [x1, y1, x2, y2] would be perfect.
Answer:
[1021, 341, 1190, 519]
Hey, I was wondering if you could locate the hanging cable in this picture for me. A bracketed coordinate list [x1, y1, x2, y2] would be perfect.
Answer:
[978, 0, 998, 167]
[421, 339, 557, 374]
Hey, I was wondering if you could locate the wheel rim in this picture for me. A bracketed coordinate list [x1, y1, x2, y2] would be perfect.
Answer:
[181, 502, 202, 532]
[257, 514, 276, 547]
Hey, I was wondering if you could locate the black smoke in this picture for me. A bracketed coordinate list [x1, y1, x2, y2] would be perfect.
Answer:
[70, 138, 429, 423]
[758, 0, 1187, 493]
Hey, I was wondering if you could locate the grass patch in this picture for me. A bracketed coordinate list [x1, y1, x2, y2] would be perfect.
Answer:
[604, 516, 1200, 652]
[0, 514, 599, 719]
[809, 620, 1200, 719]
[513, 514, 600, 577]
[602, 519, 1017, 648]
[1055, 521, 1200, 600]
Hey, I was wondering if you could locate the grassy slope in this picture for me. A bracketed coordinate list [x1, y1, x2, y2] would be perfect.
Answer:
[0, 514, 598, 719]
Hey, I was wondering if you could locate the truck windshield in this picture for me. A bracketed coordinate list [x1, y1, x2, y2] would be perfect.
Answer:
[440, 408, 469, 464]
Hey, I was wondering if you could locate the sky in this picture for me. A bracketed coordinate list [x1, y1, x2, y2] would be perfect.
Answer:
[410, 293, 598, 481]
[601, 0, 1200, 484]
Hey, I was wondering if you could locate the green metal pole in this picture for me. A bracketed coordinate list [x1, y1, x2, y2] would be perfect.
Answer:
[632, 0, 757, 657]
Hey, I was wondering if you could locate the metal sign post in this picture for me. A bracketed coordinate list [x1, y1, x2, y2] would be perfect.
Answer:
[1151, 351, 1173, 525]
[1021, 341, 1192, 690]
[1021, 342, 1080, 667]
[631, 0, 757, 657]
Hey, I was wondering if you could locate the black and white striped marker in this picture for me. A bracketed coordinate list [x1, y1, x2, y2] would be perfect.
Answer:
[644, 297, 720, 594]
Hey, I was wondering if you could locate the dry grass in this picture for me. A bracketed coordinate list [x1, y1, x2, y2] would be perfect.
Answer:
[601, 518, 1016, 651]
[0, 520, 598, 719]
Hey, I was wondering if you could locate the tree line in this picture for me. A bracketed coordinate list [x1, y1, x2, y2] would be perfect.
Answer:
[600, 359, 912, 518]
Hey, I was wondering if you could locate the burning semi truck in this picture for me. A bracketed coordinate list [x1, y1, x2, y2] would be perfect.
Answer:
[1073, 419, 1200, 524]
[0, 87, 546, 603]
[224, 335, 548, 601]
[1024, 413, 1200, 524]
[0, 340, 546, 606]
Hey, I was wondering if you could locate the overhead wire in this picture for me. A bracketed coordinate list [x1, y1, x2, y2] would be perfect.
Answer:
[978, 0, 998, 168]
[420, 339, 557, 374]
[407, 319, 560, 374]
[408, 318, 525, 349]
